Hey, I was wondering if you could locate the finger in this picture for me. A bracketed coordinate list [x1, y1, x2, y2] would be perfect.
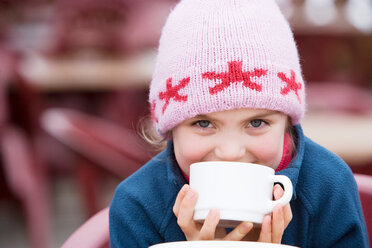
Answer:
[258, 215, 272, 242]
[199, 209, 220, 240]
[177, 189, 199, 240]
[273, 184, 284, 200]
[274, 185, 292, 229]
[283, 203, 293, 229]
[173, 184, 190, 217]
[224, 221, 253, 241]
[272, 205, 284, 243]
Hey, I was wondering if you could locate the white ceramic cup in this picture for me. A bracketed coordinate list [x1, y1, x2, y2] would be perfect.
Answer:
[149, 241, 299, 248]
[190, 161, 293, 228]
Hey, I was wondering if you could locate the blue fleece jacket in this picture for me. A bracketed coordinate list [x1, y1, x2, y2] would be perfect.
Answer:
[109, 125, 369, 247]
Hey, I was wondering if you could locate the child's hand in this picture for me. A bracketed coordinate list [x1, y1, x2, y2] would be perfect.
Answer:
[173, 184, 292, 243]
[173, 184, 254, 241]
[257, 184, 293, 243]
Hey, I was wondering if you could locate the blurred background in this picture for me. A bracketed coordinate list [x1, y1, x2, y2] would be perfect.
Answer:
[0, 0, 371, 247]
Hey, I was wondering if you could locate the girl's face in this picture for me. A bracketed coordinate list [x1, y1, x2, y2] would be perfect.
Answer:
[172, 108, 288, 176]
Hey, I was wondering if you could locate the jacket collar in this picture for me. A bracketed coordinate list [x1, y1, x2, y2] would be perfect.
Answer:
[163, 141, 187, 189]
[276, 125, 305, 199]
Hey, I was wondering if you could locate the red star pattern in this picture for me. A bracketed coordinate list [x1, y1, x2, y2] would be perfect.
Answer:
[277, 70, 302, 103]
[202, 61, 267, 95]
[158, 77, 190, 113]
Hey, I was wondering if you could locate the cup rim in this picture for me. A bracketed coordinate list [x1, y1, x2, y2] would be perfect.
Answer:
[190, 161, 274, 172]
[149, 241, 299, 248]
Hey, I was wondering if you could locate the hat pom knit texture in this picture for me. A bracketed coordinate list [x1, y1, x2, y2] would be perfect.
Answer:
[149, 0, 306, 135]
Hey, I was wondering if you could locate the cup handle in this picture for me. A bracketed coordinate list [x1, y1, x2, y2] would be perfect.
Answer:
[266, 175, 293, 213]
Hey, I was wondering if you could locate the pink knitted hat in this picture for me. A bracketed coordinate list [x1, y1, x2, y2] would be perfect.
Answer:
[149, 0, 306, 135]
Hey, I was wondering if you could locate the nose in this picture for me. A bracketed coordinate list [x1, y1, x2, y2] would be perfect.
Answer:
[214, 136, 246, 161]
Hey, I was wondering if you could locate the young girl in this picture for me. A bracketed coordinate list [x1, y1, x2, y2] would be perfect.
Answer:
[109, 0, 369, 247]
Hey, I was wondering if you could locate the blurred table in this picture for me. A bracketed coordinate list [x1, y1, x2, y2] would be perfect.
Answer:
[302, 112, 372, 165]
[17, 49, 156, 216]
[18, 50, 156, 92]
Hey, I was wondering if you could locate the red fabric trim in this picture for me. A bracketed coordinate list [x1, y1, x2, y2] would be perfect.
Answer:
[181, 169, 189, 182]
[275, 132, 293, 172]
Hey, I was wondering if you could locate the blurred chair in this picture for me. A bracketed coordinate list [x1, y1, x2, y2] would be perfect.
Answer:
[306, 82, 372, 114]
[61, 207, 109, 248]
[0, 43, 12, 130]
[354, 173, 372, 243]
[50, 0, 127, 55]
[41, 107, 151, 177]
[305, 82, 372, 174]
[0, 126, 50, 248]
[41, 108, 153, 216]
[48, 0, 175, 56]
[0, 44, 50, 248]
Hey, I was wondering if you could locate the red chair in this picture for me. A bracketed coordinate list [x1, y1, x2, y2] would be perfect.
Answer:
[41, 108, 153, 216]
[306, 82, 372, 115]
[41, 108, 151, 178]
[1, 126, 50, 248]
[61, 207, 109, 248]
[1, 43, 50, 248]
[354, 173, 372, 243]
[48, 0, 176, 55]
[306, 82, 372, 175]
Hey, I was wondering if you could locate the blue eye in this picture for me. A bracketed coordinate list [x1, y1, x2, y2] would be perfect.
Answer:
[195, 120, 211, 128]
[249, 119, 264, 128]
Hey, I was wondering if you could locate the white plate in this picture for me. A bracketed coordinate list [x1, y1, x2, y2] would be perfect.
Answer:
[150, 241, 299, 248]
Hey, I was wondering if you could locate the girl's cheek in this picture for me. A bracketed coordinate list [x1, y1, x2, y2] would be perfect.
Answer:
[250, 136, 283, 166]
[179, 139, 211, 162]
[173, 136, 212, 175]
